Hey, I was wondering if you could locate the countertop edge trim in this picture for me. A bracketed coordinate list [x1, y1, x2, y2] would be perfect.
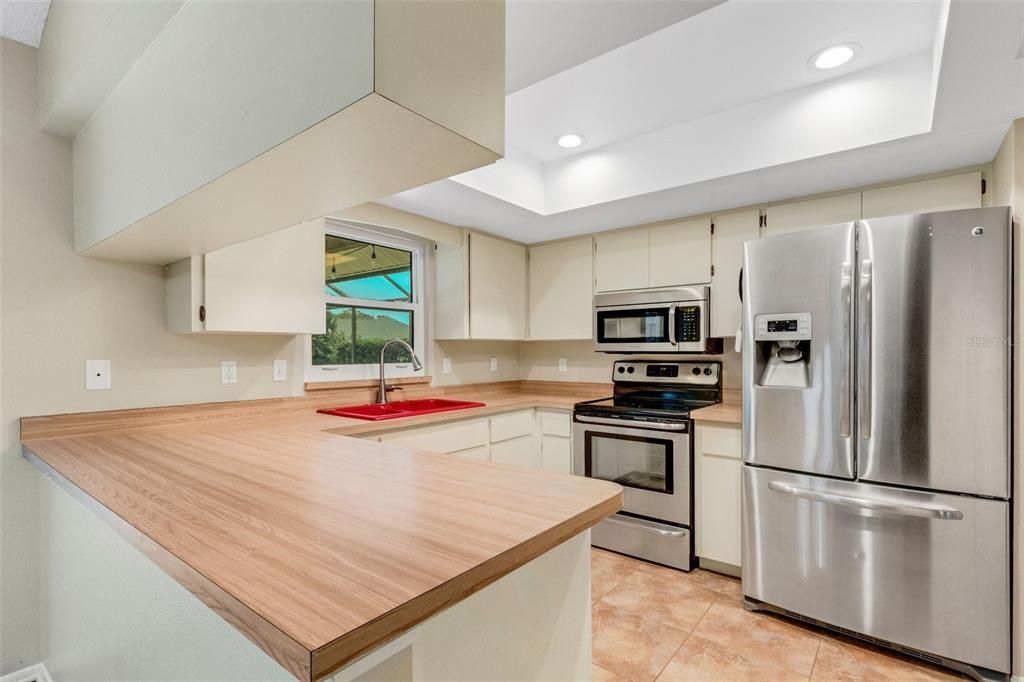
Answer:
[22, 444, 314, 682]
[309, 490, 623, 680]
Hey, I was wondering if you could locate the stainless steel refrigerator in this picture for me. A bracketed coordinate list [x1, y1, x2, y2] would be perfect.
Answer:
[741, 207, 1012, 681]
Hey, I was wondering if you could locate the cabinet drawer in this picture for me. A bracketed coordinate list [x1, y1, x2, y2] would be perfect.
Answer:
[539, 410, 571, 437]
[381, 419, 489, 454]
[699, 423, 741, 459]
[490, 435, 539, 469]
[540, 436, 571, 474]
[490, 410, 534, 443]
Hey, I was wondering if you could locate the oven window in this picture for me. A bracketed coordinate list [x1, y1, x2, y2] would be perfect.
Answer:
[597, 309, 670, 343]
[585, 432, 674, 494]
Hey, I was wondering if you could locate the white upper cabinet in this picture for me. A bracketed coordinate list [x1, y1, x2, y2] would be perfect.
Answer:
[529, 237, 594, 340]
[57, 0, 504, 264]
[764, 193, 862, 235]
[711, 209, 760, 338]
[649, 217, 712, 288]
[595, 230, 649, 293]
[435, 231, 527, 341]
[862, 171, 982, 219]
[166, 219, 325, 334]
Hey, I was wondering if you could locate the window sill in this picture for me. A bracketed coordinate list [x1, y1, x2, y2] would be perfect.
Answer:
[304, 376, 433, 392]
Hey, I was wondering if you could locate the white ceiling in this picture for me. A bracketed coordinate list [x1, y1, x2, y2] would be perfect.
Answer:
[0, 0, 49, 47]
[382, 0, 1024, 244]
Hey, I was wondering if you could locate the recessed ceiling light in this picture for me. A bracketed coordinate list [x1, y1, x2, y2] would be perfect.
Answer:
[557, 133, 585, 149]
[811, 43, 858, 70]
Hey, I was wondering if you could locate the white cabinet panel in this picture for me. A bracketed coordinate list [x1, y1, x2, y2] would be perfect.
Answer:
[595, 229, 649, 292]
[490, 435, 539, 469]
[540, 436, 572, 474]
[696, 423, 742, 568]
[539, 410, 571, 438]
[710, 209, 760, 338]
[529, 237, 593, 340]
[862, 171, 982, 219]
[468, 233, 527, 339]
[765, 193, 861, 236]
[490, 410, 534, 443]
[649, 218, 712, 287]
[381, 419, 489, 454]
[452, 445, 490, 461]
[168, 219, 325, 334]
[433, 238, 469, 339]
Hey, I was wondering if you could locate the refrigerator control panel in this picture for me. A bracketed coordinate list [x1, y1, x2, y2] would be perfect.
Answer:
[754, 312, 812, 341]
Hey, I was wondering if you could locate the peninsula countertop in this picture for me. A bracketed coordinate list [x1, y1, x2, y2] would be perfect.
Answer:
[21, 383, 621, 681]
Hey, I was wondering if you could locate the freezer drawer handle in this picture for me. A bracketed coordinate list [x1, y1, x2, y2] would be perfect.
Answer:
[604, 515, 689, 537]
[767, 481, 964, 520]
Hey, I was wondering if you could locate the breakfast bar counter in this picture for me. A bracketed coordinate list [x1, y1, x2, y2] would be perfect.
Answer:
[21, 383, 621, 681]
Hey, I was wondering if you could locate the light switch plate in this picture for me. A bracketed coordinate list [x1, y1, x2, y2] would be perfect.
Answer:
[221, 360, 237, 385]
[442, 358, 452, 375]
[558, 358, 568, 372]
[489, 356, 498, 372]
[85, 360, 111, 390]
[273, 359, 287, 382]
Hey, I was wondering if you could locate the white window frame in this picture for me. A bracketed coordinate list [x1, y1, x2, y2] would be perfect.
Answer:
[305, 220, 427, 382]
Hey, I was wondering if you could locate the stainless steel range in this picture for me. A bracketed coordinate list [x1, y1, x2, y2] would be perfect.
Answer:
[573, 360, 722, 570]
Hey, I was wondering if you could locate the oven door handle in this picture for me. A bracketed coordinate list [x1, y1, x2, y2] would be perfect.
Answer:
[574, 414, 689, 432]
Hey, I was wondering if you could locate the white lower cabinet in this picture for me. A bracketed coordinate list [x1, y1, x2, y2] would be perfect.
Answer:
[375, 408, 574, 474]
[695, 422, 742, 569]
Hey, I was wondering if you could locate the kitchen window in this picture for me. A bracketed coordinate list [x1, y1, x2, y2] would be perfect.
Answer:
[306, 222, 425, 381]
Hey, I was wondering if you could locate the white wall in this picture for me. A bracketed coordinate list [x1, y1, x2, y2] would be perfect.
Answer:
[520, 340, 742, 390]
[0, 38, 307, 674]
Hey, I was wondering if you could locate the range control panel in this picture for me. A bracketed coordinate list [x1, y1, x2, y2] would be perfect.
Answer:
[754, 312, 812, 341]
[613, 360, 720, 385]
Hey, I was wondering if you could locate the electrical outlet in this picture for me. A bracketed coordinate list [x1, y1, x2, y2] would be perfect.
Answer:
[558, 358, 568, 372]
[221, 360, 237, 385]
[273, 359, 288, 382]
[442, 358, 452, 375]
[85, 360, 111, 390]
[489, 356, 498, 372]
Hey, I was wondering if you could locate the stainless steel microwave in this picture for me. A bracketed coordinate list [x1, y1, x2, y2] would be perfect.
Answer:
[594, 286, 720, 354]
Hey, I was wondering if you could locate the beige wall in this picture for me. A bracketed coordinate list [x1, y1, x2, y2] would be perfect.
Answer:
[520, 340, 742, 390]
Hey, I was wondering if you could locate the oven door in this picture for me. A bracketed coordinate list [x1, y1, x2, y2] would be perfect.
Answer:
[594, 303, 677, 353]
[572, 415, 691, 525]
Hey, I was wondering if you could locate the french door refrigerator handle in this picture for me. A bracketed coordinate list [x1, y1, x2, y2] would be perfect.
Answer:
[767, 481, 964, 520]
[857, 259, 872, 439]
[840, 261, 853, 438]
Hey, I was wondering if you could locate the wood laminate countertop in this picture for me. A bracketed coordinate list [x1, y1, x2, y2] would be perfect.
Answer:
[689, 402, 742, 424]
[20, 383, 620, 681]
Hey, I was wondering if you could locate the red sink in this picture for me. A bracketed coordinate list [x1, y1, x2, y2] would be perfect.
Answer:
[318, 398, 486, 421]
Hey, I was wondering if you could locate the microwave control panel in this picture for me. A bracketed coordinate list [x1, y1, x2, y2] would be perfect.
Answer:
[676, 305, 702, 342]
[754, 312, 812, 341]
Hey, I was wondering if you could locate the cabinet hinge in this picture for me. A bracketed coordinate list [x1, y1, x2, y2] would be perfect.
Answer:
[710, 222, 715, 235]
[981, 178, 987, 195]
[198, 305, 206, 322]
[710, 264, 716, 277]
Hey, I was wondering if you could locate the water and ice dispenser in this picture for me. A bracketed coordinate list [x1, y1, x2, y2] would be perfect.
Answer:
[753, 312, 812, 388]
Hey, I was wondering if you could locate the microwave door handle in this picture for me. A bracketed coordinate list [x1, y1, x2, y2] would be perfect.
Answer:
[667, 304, 677, 345]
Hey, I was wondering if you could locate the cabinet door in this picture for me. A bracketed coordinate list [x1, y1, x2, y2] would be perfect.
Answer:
[204, 219, 325, 333]
[529, 238, 593, 340]
[490, 435, 540, 469]
[468, 232, 527, 339]
[540, 436, 572, 474]
[765, 193, 861, 236]
[433, 236, 470, 340]
[595, 229, 649, 292]
[862, 171, 982, 219]
[696, 424, 742, 567]
[710, 209, 759, 338]
[649, 218, 712, 287]
[452, 445, 490, 461]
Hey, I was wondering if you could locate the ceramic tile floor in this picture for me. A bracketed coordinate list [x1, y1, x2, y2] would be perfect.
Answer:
[590, 548, 968, 682]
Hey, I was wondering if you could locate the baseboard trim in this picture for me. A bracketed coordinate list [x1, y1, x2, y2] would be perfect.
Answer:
[0, 664, 52, 682]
